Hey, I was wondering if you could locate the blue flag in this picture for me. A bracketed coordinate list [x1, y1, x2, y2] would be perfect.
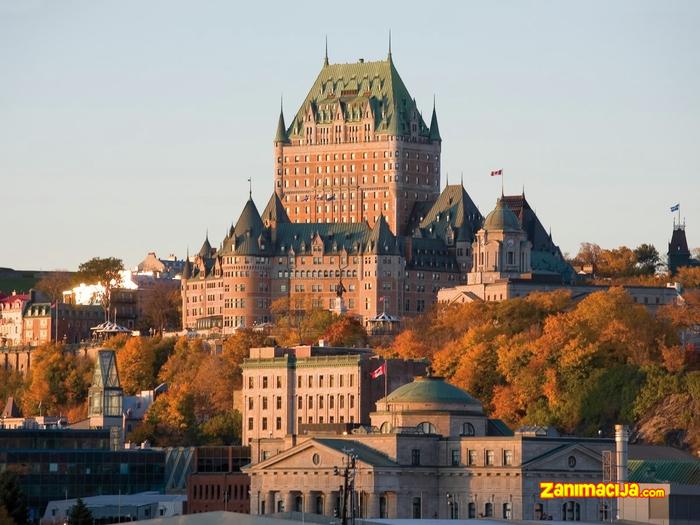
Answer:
[670, 203, 680, 212]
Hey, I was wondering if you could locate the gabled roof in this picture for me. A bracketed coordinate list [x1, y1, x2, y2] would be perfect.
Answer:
[286, 57, 430, 139]
[261, 192, 290, 227]
[365, 214, 400, 255]
[418, 185, 482, 242]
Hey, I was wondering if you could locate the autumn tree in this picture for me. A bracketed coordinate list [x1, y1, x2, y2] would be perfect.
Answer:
[22, 343, 92, 417]
[34, 271, 74, 303]
[571, 242, 602, 267]
[140, 280, 181, 333]
[322, 317, 368, 347]
[675, 266, 700, 288]
[76, 257, 124, 318]
[271, 295, 335, 345]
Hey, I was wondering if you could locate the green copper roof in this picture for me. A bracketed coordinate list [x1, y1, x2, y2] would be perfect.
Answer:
[287, 58, 429, 139]
[429, 105, 441, 142]
[274, 108, 290, 144]
[628, 460, 700, 485]
[418, 185, 482, 242]
[385, 376, 483, 409]
[483, 198, 523, 233]
[366, 214, 400, 255]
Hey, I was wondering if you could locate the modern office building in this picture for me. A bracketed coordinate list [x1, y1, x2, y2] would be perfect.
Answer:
[187, 446, 251, 514]
[0, 428, 165, 520]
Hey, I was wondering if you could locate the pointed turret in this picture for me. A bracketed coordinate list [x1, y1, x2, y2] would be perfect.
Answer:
[182, 250, 192, 279]
[429, 97, 441, 142]
[262, 192, 290, 228]
[274, 102, 290, 144]
[387, 30, 393, 63]
[324, 35, 329, 67]
[198, 233, 212, 258]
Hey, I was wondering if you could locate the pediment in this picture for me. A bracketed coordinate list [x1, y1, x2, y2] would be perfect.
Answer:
[245, 438, 393, 473]
[523, 442, 606, 472]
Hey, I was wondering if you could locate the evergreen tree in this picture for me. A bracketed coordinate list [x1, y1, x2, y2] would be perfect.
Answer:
[0, 472, 27, 525]
[67, 498, 93, 525]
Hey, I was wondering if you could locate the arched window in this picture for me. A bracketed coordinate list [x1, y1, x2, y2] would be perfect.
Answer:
[379, 422, 393, 434]
[502, 502, 512, 519]
[484, 502, 493, 517]
[462, 422, 475, 436]
[416, 421, 436, 434]
[562, 501, 580, 521]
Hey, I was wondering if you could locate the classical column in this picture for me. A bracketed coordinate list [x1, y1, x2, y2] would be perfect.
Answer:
[304, 492, 315, 514]
[368, 492, 380, 518]
[284, 492, 296, 514]
[324, 491, 337, 517]
[265, 491, 275, 515]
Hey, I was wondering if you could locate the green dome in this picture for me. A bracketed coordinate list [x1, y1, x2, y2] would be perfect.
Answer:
[385, 376, 482, 408]
[483, 198, 522, 232]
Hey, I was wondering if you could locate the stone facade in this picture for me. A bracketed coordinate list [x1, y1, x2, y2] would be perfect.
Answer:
[243, 376, 617, 522]
[241, 344, 427, 463]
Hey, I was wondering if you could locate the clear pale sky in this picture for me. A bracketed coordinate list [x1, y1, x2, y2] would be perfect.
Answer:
[1, 0, 698, 270]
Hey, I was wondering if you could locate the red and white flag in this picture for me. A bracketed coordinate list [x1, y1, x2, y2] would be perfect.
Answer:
[490, 169, 503, 177]
[370, 362, 386, 379]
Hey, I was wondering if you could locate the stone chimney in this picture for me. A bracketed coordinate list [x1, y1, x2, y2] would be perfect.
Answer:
[615, 424, 629, 482]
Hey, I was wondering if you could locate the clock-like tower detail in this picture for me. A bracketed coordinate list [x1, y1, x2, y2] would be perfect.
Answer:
[468, 197, 532, 284]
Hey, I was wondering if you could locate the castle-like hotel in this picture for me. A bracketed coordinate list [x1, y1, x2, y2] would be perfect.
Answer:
[180, 48, 574, 332]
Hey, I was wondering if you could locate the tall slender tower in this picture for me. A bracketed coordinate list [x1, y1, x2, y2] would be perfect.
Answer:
[273, 46, 441, 235]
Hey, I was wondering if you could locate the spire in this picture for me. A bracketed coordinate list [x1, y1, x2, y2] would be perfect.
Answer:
[429, 95, 441, 142]
[460, 171, 464, 186]
[324, 35, 329, 66]
[198, 233, 212, 258]
[388, 30, 392, 62]
[247, 177, 252, 199]
[275, 97, 290, 144]
[182, 248, 192, 279]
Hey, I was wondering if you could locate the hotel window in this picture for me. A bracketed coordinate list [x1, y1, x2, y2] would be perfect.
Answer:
[248, 377, 253, 388]
[276, 396, 282, 410]
[485, 449, 495, 466]
[468, 449, 477, 466]
[262, 377, 268, 389]
[308, 396, 313, 409]
[248, 418, 253, 430]
[504, 449, 513, 466]
[262, 397, 268, 410]
[297, 377, 302, 388]
[276, 376, 282, 388]
[308, 376, 313, 387]
[319, 375, 324, 387]
[261, 418, 268, 430]
[319, 396, 324, 409]
[248, 398, 253, 410]
[451, 449, 460, 466]
[276, 417, 282, 430]
[298, 397, 302, 409]
[411, 449, 421, 466]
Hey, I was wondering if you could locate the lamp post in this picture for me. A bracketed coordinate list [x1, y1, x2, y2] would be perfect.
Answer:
[333, 448, 357, 525]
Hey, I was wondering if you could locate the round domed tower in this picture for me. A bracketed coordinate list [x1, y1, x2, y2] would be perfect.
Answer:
[371, 376, 487, 437]
[468, 197, 532, 285]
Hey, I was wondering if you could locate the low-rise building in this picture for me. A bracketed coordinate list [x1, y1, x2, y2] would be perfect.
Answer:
[243, 376, 619, 522]
[187, 446, 251, 514]
[241, 344, 427, 462]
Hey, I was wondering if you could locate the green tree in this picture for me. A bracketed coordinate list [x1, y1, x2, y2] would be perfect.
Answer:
[634, 244, 661, 275]
[77, 257, 124, 317]
[0, 471, 27, 525]
[200, 410, 242, 445]
[67, 498, 92, 525]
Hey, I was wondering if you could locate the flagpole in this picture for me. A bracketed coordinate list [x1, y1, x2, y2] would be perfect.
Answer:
[501, 169, 504, 197]
[384, 360, 388, 400]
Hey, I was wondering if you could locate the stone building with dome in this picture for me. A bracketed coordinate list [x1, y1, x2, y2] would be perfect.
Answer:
[243, 374, 617, 522]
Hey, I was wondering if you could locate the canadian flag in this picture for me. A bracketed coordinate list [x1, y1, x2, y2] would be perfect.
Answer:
[490, 169, 503, 177]
[370, 362, 386, 379]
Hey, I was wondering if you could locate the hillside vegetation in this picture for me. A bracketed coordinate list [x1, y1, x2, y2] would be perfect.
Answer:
[378, 288, 700, 451]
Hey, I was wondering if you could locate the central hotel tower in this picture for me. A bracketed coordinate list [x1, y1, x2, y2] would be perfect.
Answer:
[274, 47, 442, 235]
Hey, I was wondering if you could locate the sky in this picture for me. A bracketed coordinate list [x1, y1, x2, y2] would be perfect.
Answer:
[1, 0, 698, 270]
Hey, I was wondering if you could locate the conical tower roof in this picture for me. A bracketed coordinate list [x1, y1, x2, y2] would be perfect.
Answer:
[366, 214, 400, 255]
[198, 234, 212, 258]
[262, 192, 290, 227]
[274, 107, 290, 144]
[429, 102, 441, 142]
